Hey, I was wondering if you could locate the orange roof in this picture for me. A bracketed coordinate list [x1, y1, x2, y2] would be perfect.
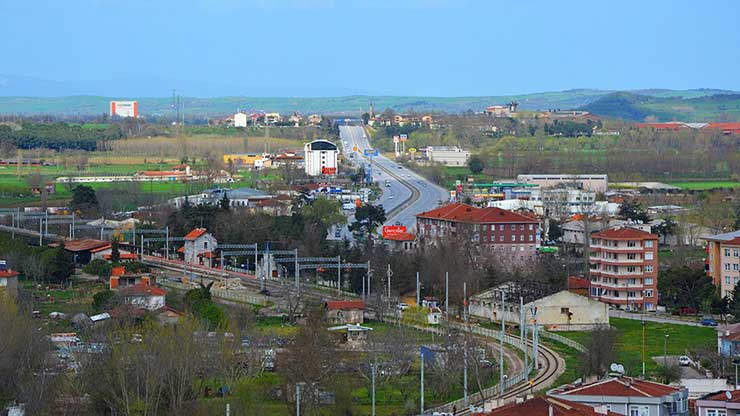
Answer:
[385, 232, 416, 242]
[103, 253, 138, 260]
[702, 389, 740, 402]
[0, 269, 19, 278]
[703, 122, 740, 132]
[184, 228, 208, 241]
[63, 238, 111, 252]
[177, 246, 185, 253]
[592, 227, 657, 240]
[118, 283, 167, 297]
[416, 203, 537, 224]
[636, 122, 686, 130]
[568, 276, 590, 290]
[111, 266, 126, 276]
[475, 396, 620, 416]
[555, 376, 680, 398]
[325, 300, 365, 310]
[197, 251, 215, 258]
[90, 244, 112, 253]
[139, 171, 188, 177]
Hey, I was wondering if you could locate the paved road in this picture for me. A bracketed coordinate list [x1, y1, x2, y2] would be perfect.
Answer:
[339, 125, 448, 231]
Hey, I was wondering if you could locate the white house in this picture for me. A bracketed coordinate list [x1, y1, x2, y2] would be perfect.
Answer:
[304, 139, 338, 176]
[182, 228, 218, 266]
[234, 112, 248, 128]
[118, 284, 167, 311]
[469, 286, 609, 331]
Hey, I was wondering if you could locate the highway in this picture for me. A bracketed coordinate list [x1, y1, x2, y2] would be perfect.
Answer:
[339, 125, 449, 231]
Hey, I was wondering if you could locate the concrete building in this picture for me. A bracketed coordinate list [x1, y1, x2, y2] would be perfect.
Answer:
[476, 396, 620, 416]
[517, 174, 609, 193]
[426, 146, 470, 166]
[234, 112, 248, 127]
[696, 389, 740, 416]
[589, 227, 659, 311]
[223, 153, 272, 169]
[170, 188, 274, 209]
[469, 288, 609, 331]
[182, 228, 218, 266]
[703, 230, 740, 298]
[60, 238, 113, 265]
[118, 284, 167, 311]
[416, 203, 540, 263]
[562, 219, 651, 246]
[548, 376, 689, 416]
[304, 139, 339, 176]
[325, 300, 365, 324]
[0, 261, 19, 297]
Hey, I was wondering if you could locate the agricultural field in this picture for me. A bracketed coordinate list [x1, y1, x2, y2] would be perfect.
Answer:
[666, 180, 740, 190]
[558, 318, 715, 377]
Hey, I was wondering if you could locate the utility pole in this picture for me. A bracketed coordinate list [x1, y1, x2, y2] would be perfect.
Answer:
[642, 320, 646, 377]
[165, 226, 169, 261]
[367, 261, 371, 300]
[416, 271, 420, 306]
[420, 350, 425, 414]
[663, 334, 669, 367]
[38, 217, 42, 246]
[295, 383, 300, 416]
[337, 255, 341, 293]
[532, 304, 539, 370]
[463, 281, 468, 404]
[263, 243, 270, 291]
[500, 290, 505, 395]
[445, 271, 449, 316]
[371, 361, 376, 416]
[294, 248, 299, 289]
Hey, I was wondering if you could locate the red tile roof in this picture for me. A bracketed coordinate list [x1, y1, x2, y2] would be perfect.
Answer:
[475, 396, 620, 416]
[325, 300, 365, 310]
[416, 203, 537, 224]
[90, 244, 112, 253]
[555, 376, 680, 398]
[568, 276, 590, 290]
[636, 122, 686, 130]
[0, 269, 19, 278]
[63, 238, 111, 252]
[385, 232, 416, 242]
[118, 283, 167, 297]
[704, 122, 740, 133]
[592, 227, 657, 240]
[103, 253, 138, 260]
[184, 228, 208, 241]
[702, 389, 740, 402]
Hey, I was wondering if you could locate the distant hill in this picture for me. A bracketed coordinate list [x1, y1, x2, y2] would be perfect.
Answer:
[581, 92, 740, 122]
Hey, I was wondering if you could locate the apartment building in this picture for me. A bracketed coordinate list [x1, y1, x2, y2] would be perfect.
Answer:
[415, 203, 540, 263]
[588, 226, 659, 311]
[703, 230, 740, 298]
[426, 146, 471, 166]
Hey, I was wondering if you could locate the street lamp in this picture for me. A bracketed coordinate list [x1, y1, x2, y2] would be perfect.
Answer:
[641, 320, 646, 377]
[663, 334, 670, 367]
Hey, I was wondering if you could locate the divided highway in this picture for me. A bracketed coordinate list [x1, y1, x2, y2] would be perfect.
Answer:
[339, 125, 449, 230]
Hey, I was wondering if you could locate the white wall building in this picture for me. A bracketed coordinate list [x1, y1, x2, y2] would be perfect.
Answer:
[109, 100, 139, 118]
[183, 228, 218, 266]
[234, 112, 248, 127]
[304, 139, 339, 176]
[427, 146, 470, 166]
[517, 174, 609, 193]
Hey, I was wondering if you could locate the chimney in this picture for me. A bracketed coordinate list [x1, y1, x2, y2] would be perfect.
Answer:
[548, 404, 554, 416]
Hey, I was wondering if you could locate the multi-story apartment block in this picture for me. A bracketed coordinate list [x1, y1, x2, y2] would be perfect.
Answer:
[703, 230, 740, 298]
[415, 203, 540, 263]
[588, 226, 659, 311]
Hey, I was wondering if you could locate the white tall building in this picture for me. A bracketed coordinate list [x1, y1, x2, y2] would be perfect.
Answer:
[109, 101, 138, 118]
[304, 139, 338, 176]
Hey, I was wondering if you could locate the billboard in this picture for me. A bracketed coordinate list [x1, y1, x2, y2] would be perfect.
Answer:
[110, 100, 139, 118]
[363, 148, 379, 156]
[322, 167, 337, 175]
[382, 225, 407, 238]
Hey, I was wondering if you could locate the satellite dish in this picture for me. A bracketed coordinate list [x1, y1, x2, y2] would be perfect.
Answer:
[616, 364, 625, 374]
[610, 363, 618, 372]
[727, 391, 733, 400]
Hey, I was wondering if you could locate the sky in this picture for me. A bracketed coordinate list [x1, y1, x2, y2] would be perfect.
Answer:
[1, 0, 739, 97]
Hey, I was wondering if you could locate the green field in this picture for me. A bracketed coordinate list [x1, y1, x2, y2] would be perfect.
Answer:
[558, 318, 715, 377]
[667, 181, 740, 190]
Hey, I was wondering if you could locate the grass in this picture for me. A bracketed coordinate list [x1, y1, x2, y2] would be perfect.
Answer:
[558, 317, 715, 377]
[543, 339, 584, 388]
[666, 180, 740, 190]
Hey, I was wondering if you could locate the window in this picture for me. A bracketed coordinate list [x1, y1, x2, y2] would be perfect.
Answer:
[627, 291, 637, 298]
[726, 263, 732, 271]
[560, 307, 570, 314]
[644, 289, 653, 297]
[628, 405, 649, 416]
[528, 224, 533, 230]
[645, 265, 653, 273]
[203, 241, 208, 249]
[529, 235, 533, 241]
[706, 409, 726, 416]
[500, 225, 504, 231]
[727, 276, 732, 284]
[735, 249, 739, 257]
[520, 246, 524, 251]
[734, 277, 738, 285]
[500, 235, 504, 242]
[520, 234, 525, 242]
[520, 224, 524, 230]
[726, 249, 732, 257]
[734, 264, 739, 271]
[627, 266, 637, 273]
[644, 278, 653, 285]
[645, 252, 654, 260]
[645, 240, 654, 248]
[627, 241, 637, 247]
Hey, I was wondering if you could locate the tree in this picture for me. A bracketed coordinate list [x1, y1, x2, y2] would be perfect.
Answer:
[42, 244, 74, 284]
[110, 237, 121, 263]
[219, 192, 230, 211]
[82, 258, 112, 279]
[467, 155, 484, 174]
[92, 289, 120, 312]
[658, 267, 716, 312]
[618, 199, 651, 223]
[301, 197, 346, 228]
[70, 184, 98, 213]
[580, 325, 618, 376]
[652, 218, 678, 245]
[350, 204, 386, 235]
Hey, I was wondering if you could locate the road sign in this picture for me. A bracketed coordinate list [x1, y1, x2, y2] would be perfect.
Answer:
[409, 147, 417, 154]
[382, 225, 407, 238]
[392, 135, 400, 144]
[352, 146, 358, 152]
[322, 167, 337, 175]
[364, 148, 379, 156]
[399, 134, 408, 142]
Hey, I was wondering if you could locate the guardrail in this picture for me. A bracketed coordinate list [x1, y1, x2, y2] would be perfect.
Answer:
[538, 330, 587, 353]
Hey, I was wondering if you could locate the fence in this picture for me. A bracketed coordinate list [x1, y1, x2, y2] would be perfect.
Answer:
[160, 280, 268, 306]
[538, 329, 587, 353]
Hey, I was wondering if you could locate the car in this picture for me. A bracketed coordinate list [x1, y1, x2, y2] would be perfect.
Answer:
[396, 303, 409, 311]
[678, 356, 691, 366]
[385, 182, 391, 188]
[334, 228, 342, 238]
[259, 289, 271, 296]
[700, 318, 718, 326]
[389, 195, 394, 199]
[397, 166, 403, 169]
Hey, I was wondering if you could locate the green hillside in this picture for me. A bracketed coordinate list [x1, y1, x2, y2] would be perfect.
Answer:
[0, 89, 738, 119]
[581, 92, 740, 122]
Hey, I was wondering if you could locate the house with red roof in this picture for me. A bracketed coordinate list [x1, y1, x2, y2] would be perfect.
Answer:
[182, 228, 218, 266]
[548, 376, 689, 416]
[59, 238, 113, 264]
[702, 230, 740, 298]
[703, 122, 740, 135]
[384, 231, 417, 251]
[474, 396, 620, 416]
[325, 300, 365, 324]
[589, 226, 659, 311]
[118, 283, 167, 311]
[0, 260, 20, 297]
[416, 203, 540, 263]
[696, 389, 740, 416]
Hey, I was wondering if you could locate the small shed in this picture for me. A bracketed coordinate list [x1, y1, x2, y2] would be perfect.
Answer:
[325, 300, 365, 324]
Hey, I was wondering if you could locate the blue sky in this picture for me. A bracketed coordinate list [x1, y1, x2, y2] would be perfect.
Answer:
[1, 0, 739, 96]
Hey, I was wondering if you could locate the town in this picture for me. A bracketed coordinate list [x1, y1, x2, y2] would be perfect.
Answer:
[1, 2, 740, 416]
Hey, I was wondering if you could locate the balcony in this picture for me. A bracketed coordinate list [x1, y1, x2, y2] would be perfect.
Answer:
[591, 244, 646, 252]
[591, 281, 646, 290]
[596, 295, 644, 303]
[595, 269, 643, 277]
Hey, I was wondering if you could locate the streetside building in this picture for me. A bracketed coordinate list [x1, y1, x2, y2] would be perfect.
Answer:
[59, 238, 113, 265]
[0, 261, 20, 297]
[325, 300, 365, 324]
[702, 230, 740, 298]
[548, 376, 689, 416]
[588, 226, 659, 311]
[696, 389, 740, 416]
[473, 396, 621, 416]
[517, 174, 609, 193]
[426, 146, 470, 166]
[415, 203, 540, 263]
[469, 288, 609, 331]
[117, 284, 167, 311]
[182, 228, 218, 266]
[304, 139, 339, 176]
[234, 112, 248, 127]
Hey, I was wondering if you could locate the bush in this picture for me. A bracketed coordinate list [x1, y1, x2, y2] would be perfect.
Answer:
[92, 290, 119, 312]
[82, 259, 112, 279]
